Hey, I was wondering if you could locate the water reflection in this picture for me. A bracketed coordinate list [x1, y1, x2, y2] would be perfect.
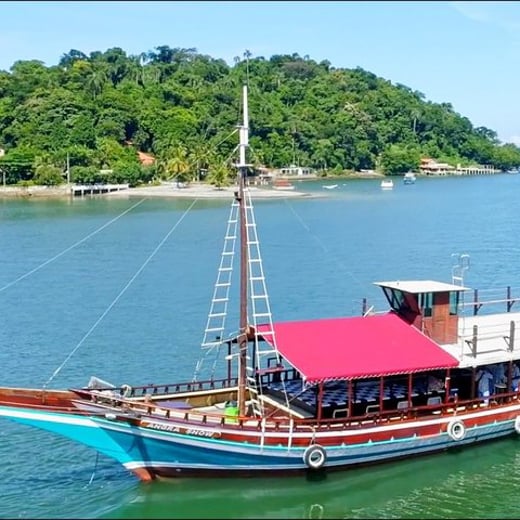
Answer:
[102, 438, 520, 519]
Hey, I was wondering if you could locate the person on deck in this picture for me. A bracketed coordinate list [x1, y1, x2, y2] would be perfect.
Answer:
[491, 363, 507, 385]
[475, 367, 493, 404]
[511, 363, 520, 391]
[489, 363, 507, 394]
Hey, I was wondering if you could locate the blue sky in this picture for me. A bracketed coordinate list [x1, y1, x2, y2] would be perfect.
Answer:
[2, 1, 519, 144]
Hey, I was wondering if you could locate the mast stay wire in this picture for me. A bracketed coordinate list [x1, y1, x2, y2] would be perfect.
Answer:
[43, 198, 199, 388]
[0, 198, 147, 294]
[282, 198, 367, 294]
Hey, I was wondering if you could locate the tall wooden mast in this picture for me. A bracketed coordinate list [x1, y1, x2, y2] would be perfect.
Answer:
[237, 84, 249, 417]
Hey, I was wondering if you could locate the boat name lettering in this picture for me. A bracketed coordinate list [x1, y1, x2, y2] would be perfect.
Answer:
[145, 422, 220, 438]
[186, 428, 218, 437]
[145, 421, 180, 432]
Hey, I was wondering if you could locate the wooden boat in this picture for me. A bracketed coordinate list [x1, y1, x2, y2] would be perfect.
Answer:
[2, 86, 520, 483]
[272, 178, 295, 190]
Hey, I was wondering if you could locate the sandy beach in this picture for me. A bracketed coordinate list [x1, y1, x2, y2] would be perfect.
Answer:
[104, 182, 318, 199]
[0, 182, 320, 200]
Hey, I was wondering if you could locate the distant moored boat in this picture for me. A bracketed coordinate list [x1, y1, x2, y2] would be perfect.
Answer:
[403, 172, 417, 184]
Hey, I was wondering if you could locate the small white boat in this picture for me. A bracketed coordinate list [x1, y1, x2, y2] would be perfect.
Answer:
[323, 184, 338, 190]
[380, 179, 394, 190]
[403, 172, 417, 185]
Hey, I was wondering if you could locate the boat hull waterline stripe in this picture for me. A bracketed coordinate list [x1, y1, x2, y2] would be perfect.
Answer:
[0, 405, 517, 473]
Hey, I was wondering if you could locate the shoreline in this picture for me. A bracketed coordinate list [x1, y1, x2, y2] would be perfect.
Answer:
[0, 170, 490, 200]
[0, 182, 320, 200]
[0, 172, 386, 200]
[105, 183, 320, 199]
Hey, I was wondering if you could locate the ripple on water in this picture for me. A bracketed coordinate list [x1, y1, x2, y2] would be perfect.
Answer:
[2, 177, 520, 518]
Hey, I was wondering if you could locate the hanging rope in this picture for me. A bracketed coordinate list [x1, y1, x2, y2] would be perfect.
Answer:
[84, 452, 100, 488]
[0, 198, 147, 293]
[43, 199, 199, 388]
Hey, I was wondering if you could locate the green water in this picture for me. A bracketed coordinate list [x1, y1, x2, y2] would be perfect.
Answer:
[102, 439, 520, 519]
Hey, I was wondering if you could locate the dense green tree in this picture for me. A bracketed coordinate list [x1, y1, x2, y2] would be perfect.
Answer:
[0, 45, 518, 189]
[34, 164, 64, 185]
[0, 147, 36, 183]
[380, 144, 421, 175]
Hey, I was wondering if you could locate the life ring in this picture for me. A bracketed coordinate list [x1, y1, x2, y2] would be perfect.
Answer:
[514, 415, 520, 434]
[303, 444, 327, 470]
[121, 384, 132, 398]
[447, 418, 466, 441]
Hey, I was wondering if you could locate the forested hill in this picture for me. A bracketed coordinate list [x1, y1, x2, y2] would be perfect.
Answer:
[1, 46, 519, 186]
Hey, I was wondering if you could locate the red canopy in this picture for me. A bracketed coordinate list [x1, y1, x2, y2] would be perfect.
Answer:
[257, 313, 459, 383]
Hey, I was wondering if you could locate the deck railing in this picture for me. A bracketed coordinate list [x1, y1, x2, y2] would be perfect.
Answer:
[459, 286, 520, 315]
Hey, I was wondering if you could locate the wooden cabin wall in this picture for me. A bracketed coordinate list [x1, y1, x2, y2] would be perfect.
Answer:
[429, 292, 458, 344]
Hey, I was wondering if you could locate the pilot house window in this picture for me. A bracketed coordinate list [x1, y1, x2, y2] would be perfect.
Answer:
[419, 292, 433, 317]
[383, 288, 406, 311]
[449, 291, 459, 316]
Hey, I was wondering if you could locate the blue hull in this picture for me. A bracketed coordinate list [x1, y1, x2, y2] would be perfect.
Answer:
[0, 405, 517, 479]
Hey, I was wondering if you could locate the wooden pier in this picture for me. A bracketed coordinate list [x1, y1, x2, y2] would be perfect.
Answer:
[453, 165, 500, 176]
[71, 183, 129, 196]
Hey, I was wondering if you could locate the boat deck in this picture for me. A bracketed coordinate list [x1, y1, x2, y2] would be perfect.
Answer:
[440, 311, 520, 367]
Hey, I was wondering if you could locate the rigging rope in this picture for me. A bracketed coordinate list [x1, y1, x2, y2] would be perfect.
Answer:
[43, 199, 199, 388]
[0, 198, 147, 293]
[85, 452, 100, 488]
[283, 198, 366, 292]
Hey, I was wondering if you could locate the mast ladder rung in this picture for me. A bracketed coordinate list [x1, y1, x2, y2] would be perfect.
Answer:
[208, 312, 226, 318]
[201, 342, 222, 348]
[215, 282, 231, 287]
[256, 349, 277, 356]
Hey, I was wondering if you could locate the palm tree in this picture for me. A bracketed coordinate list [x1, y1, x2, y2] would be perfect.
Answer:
[86, 68, 107, 99]
[164, 145, 191, 186]
[188, 142, 215, 182]
[411, 107, 421, 136]
[207, 162, 231, 190]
